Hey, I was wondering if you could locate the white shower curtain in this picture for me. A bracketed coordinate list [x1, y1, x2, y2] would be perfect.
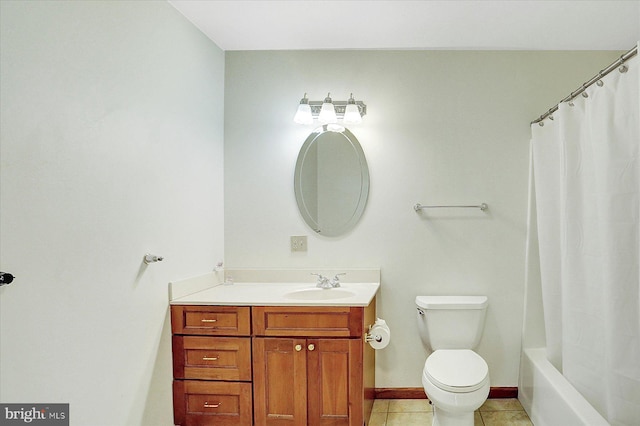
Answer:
[530, 46, 640, 425]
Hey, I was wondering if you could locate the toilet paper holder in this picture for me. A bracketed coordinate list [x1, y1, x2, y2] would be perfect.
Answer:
[365, 318, 390, 344]
[365, 332, 383, 343]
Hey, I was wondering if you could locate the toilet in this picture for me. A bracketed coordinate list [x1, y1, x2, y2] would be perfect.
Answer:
[416, 296, 490, 426]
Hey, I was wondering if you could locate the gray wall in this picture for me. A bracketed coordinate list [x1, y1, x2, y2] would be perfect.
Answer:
[223, 50, 621, 387]
[0, 2, 224, 424]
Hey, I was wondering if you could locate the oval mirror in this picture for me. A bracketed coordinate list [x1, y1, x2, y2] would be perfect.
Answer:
[294, 125, 370, 236]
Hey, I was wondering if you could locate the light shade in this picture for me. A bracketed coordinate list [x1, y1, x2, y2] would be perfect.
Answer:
[294, 103, 313, 124]
[343, 93, 362, 124]
[318, 93, 337, 124]
[293, 94, 313, 124]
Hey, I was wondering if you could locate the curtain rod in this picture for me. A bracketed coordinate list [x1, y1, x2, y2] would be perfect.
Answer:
[531, 45, 638, 125]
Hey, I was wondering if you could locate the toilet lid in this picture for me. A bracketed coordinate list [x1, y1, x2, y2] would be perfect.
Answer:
[424, 349, 489, 393]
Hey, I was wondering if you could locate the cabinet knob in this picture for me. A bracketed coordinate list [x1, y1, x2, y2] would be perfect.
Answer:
[308, 344, 315, 351]
[295, 344, 302, 352]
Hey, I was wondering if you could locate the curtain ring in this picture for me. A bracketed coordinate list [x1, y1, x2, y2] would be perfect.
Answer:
[618, 54, 628, 73]
[580, 84, 590, 98]
[596, 72, 604, 87]
[538, 121, 544, 127]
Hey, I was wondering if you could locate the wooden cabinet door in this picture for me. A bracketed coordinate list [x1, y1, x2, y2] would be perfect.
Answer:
[307, 339, 363, 426]
[253, 337, 308, 426]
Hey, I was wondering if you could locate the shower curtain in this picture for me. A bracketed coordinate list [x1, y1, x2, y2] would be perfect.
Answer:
[530, 45, 640, 425]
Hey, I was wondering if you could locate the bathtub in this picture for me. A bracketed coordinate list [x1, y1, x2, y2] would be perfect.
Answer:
[519, 348, 609, 426]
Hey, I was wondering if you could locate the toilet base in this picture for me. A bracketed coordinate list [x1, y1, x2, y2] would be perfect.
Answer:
[432, 406, 474, 426]
[422, 362, 489, 426]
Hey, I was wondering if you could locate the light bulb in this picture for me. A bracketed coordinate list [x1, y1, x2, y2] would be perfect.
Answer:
[318, 93, 337, 124]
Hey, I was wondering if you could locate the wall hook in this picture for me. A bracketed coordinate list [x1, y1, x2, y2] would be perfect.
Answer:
[143, 254, 164, 264]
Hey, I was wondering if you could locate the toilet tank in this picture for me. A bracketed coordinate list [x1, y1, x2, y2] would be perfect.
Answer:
[416, 296, 488, 350]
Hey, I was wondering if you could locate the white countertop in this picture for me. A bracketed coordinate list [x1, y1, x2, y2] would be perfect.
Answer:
[170, 281, 380, 307]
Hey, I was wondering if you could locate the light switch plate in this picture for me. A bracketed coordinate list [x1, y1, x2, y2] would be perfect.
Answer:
[290, 236, 307, 252]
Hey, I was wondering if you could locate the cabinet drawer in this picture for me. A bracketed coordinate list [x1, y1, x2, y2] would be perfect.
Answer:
[173, 336, 251, 381]
[253, 306, 363, 337]
[171, 305, 251, 336]
[173, 380, 252, 426]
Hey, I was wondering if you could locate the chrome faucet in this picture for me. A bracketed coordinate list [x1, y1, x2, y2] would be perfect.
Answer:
[312, 272, 346, 289]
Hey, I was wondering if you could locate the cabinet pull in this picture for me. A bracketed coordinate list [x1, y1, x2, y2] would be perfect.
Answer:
[308, 344, 315, 351]
[200, 319, 217, 323]
[295, 344, 302, 352]
[204, 402, 221, 408]
[202, 356, 219, 361]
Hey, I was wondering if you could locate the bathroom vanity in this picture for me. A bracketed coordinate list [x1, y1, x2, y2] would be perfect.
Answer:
[169, 269, 380, 426]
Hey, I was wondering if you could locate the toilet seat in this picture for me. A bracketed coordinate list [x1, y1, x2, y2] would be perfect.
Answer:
[424, 349, 488, 393]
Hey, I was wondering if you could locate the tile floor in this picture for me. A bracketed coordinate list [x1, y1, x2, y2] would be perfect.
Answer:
[369, 398, 533, 426]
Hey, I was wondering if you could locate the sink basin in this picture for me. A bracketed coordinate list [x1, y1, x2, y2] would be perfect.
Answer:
[284, 288, 357, 301]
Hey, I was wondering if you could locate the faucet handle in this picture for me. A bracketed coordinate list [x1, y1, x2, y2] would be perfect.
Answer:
[311, 273, 330, 288]
[311, 272, 326, 279]
[329, 273, 346, 287]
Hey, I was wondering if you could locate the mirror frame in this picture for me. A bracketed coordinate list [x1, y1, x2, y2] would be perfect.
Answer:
[294, 125, 370, 236]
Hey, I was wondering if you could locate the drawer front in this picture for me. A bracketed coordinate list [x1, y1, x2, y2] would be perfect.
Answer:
[173, 336, 252, 381]
[253, 306, 363, 337]
[171, 305, 251, 336]
[173, 380, 252, 426]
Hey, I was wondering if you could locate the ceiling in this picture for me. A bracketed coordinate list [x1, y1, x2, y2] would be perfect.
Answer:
[168, 0, 639, 51]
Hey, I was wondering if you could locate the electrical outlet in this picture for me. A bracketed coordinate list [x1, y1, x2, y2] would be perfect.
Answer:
[290, 236, 307, 252]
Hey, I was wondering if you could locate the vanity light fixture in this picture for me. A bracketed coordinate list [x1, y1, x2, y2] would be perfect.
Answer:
[293, 92, 367, 124]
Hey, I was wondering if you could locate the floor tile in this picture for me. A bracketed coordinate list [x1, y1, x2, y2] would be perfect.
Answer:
[480, 398, 524, 412]
[368, 398, 531, 426]
[372, 399, 390, 413]
[481, 410, 533, 426]
[388, 398, 432, 412]
[386, 412, 433, 426]
[368, 412, 387, 426]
